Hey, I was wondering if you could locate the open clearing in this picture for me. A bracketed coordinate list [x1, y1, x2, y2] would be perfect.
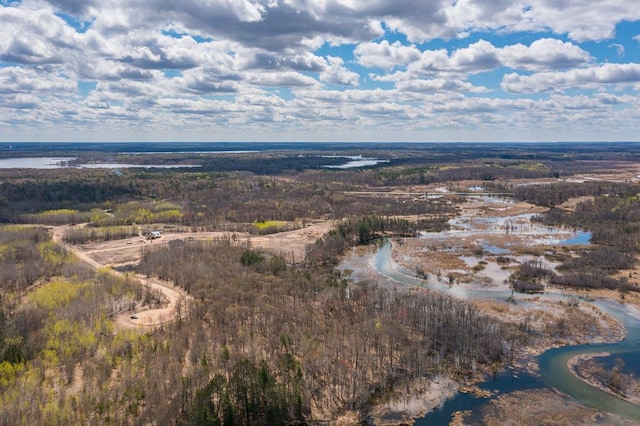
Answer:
[51, 225, 192, 329]
[50, 221, 332, 329]
[62, 220, 333, 267]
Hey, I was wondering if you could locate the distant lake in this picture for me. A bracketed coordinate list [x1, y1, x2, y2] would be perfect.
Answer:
[0, 157, 76, 169]
[78, 163, 201, 169]
[0, 157, 200, 169]
[322, 155, 389, 169]
[1, 153, 386, 170]
[123, 150, 258, 155]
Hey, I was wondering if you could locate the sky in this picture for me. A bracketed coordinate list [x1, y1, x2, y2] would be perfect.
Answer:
[1, 0, 639, 143]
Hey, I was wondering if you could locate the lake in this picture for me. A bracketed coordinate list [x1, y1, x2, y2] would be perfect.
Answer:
[0, 157, 200, 169]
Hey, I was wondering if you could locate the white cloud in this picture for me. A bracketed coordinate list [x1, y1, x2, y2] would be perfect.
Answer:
[395, 78, 487, 93]
[0, 7, 81, 65]
[609, 43, 625, 57]
[499, 38, 592, 71]
[354, 40, 421, 70]
[0, 66, 75, 94]
[405, 39, 591, 76]
[246, 70, 320, 87]
[502, 63, 640, 93]
[320, 56, 359, 86]
[0, 0, 639, 141]
[524, 0, 640, 42]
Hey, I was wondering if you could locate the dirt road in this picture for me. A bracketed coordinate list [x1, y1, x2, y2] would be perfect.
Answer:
[51, 225, 192, 329]
[50, 221, 333, 329]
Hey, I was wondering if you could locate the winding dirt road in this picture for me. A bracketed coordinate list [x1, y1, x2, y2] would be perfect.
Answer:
[49, 221, 333, 329]
[51, 225, 192, 329]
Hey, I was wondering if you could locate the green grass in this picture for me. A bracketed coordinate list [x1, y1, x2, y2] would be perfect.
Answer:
[253, 220, 287, 230]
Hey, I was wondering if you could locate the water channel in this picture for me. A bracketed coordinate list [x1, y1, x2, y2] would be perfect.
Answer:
[341, 201, 640, 423]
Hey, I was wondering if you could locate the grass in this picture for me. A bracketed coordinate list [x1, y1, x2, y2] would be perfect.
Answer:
[253, 220, 287, 230]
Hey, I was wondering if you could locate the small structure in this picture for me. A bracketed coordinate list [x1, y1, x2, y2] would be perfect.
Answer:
[146, 230, 162, 240]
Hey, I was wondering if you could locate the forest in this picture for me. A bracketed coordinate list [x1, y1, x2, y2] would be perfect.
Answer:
[2, 142, 640, 424]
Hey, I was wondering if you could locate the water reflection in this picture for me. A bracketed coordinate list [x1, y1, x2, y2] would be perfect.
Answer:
[322, 155, 389, 169]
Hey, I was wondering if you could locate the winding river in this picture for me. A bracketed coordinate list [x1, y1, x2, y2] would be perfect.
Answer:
[345, 235, 640, 423]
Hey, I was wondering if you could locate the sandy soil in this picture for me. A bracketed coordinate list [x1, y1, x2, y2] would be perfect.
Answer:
[61, 220, 333, 267]
[51, 225, 192, 330]
[249, 220, 334, 263]
[50, 221, 333, 329]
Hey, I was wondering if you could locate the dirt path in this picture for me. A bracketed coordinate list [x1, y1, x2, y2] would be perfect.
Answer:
[51, 225, 192, 330]
[49, 221, 333, 329]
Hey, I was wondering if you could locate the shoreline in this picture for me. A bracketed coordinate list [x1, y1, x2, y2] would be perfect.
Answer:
[360, 238, 632, 424]
[567, 352, 640, 407]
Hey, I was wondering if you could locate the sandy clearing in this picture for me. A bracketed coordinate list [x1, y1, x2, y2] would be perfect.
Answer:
[51, 225, 192, 330]
[49, 220, 334, 329]
[249, 220, 334, 263]
[63, 220, 334, 266]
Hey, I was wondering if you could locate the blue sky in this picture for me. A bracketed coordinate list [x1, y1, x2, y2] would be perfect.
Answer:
[1, 0, 639, 142]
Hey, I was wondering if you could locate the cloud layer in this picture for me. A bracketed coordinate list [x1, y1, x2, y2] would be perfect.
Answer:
[0, 0, 639, 141]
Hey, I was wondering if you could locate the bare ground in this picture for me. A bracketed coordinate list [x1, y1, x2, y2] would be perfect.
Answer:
[51, 225, 192, 330]
[59, 220, 333, 267]
[50, 221, 333, 330]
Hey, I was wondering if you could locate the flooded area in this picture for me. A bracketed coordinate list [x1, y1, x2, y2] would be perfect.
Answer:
[339, 194, 640, 424]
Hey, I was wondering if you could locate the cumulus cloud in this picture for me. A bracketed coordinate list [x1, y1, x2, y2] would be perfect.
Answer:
[395, 78, 488, 93]
[522, 0, 640, 42]
[502, 63, 640, 93]
[0, 7, 79, 65]
[354, 40, 421, 70]
[0, 66, 76, 94]
[320, 56, 359, 86]
[403, 38, 592, 76]
[246, 70, 320, 88]
[0, 0, 639, 141]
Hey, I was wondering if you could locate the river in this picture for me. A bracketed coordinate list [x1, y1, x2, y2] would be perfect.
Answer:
[340, 215, 640, 423]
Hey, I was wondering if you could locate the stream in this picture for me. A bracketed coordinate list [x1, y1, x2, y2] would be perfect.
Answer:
[364, 240, 640, 423]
